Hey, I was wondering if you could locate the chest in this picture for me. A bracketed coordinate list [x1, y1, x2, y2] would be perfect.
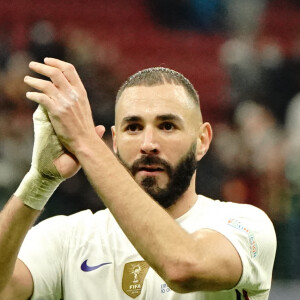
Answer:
[61, 223, 236, 300]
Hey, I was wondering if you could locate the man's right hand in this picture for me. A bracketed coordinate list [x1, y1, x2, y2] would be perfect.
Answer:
[14, 105, 105, 211]
[14, 105, 80, 210]
[32, 105, 80, 179]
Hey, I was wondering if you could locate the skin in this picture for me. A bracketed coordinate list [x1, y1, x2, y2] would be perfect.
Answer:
[0, 58, 242, 299]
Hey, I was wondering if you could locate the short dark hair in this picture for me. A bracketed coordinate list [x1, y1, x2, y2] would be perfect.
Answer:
[116, 67, 200, 107]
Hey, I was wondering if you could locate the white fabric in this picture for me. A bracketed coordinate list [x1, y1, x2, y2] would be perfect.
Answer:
[18, 195, 276, 300]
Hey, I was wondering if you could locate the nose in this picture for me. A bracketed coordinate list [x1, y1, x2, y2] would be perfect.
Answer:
[140, 126, 159, 155]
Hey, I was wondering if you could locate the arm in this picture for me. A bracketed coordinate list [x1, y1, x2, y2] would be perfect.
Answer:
[0, 106, 83, 299]
[25, 58, 242, 293]
[0, 196, 38, 299]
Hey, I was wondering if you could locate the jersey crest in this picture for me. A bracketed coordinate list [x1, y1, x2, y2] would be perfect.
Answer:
[122, 261, 149, 298]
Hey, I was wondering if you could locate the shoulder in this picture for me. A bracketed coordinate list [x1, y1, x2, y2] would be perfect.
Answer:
[196, 195, 276, 257]
[197, 196, 276, 291]
[198, 195, 273, 225]
[28, 208, 112, 241]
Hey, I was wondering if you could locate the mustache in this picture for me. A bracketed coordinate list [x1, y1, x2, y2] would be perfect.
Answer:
[131, 155, 172, 177]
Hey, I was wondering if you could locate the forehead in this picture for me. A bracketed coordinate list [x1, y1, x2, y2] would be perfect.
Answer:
[115, 84, 197, 122]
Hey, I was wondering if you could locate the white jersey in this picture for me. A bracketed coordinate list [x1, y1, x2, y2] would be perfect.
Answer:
[18, 195, 276, 300]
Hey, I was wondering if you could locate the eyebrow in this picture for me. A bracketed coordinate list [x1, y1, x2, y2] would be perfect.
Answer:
[121, 114, 184, 127]
[121, 116, 142, 127]
[156, 114, 183, 123]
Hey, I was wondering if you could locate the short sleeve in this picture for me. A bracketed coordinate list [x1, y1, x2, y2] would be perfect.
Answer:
[206, 204, 276, 293]
[18, 215, 69, 300]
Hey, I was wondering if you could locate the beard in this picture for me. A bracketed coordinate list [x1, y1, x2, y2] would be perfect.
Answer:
[116, 142, 198, 208]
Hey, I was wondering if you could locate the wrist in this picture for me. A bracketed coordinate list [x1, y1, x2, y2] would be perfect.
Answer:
[73, 133, 103, 159]
[14, 168, 64, 211]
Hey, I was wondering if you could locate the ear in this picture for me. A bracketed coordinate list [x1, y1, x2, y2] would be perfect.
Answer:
[196, 122, 213, 161]
[111, 125, 117, 154]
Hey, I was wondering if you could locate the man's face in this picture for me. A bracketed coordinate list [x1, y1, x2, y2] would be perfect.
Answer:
[112, 84, 203, 207]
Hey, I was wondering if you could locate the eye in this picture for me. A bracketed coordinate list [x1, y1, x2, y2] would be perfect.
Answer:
[126, 123, 143, 132]
[160, 122, 175, 131]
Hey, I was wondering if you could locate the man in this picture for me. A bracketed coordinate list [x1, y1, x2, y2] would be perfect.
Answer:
[0, 58, 276, 299]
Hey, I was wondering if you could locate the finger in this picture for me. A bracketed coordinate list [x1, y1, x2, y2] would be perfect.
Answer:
[44, 57, 85, 89]
[24, 76, 59, 99]
[25, 76, 79, 112]
[26, 92, 54, 111]
[54, 152, 81, 179]
[29, 61, 70, 91]
[95, 125, 106, 138]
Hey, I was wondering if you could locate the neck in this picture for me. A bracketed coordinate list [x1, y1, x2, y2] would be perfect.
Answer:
[165, 173, 198, 219]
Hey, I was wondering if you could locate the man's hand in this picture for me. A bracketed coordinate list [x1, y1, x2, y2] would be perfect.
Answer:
[18, 58, 105, 210]
[14, 105, 81, 210]
[31, 105, 78, 179]
[24, 58, 101, 155]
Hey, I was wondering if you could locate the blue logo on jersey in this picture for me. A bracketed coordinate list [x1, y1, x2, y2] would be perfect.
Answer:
[81, 260, 112, 272]
[161, 283, 171, 293]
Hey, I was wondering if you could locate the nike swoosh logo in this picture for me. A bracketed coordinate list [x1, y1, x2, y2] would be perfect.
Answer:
[81, 260, 112, 272]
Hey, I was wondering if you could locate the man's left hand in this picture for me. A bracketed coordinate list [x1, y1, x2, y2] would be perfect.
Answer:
[24, 58, 103, 155]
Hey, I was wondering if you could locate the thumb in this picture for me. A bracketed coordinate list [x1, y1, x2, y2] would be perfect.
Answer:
[95, 125, 106, 138]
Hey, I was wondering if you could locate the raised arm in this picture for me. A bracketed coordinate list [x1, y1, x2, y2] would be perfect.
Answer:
[0, 106, 83, 299]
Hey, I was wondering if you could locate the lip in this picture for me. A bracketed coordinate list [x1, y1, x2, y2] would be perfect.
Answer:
[138, 170, 164, 176]
[137, 165, 164, 176]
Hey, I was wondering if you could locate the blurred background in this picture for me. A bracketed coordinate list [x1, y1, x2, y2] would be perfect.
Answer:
[0, 0, 299, 298]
